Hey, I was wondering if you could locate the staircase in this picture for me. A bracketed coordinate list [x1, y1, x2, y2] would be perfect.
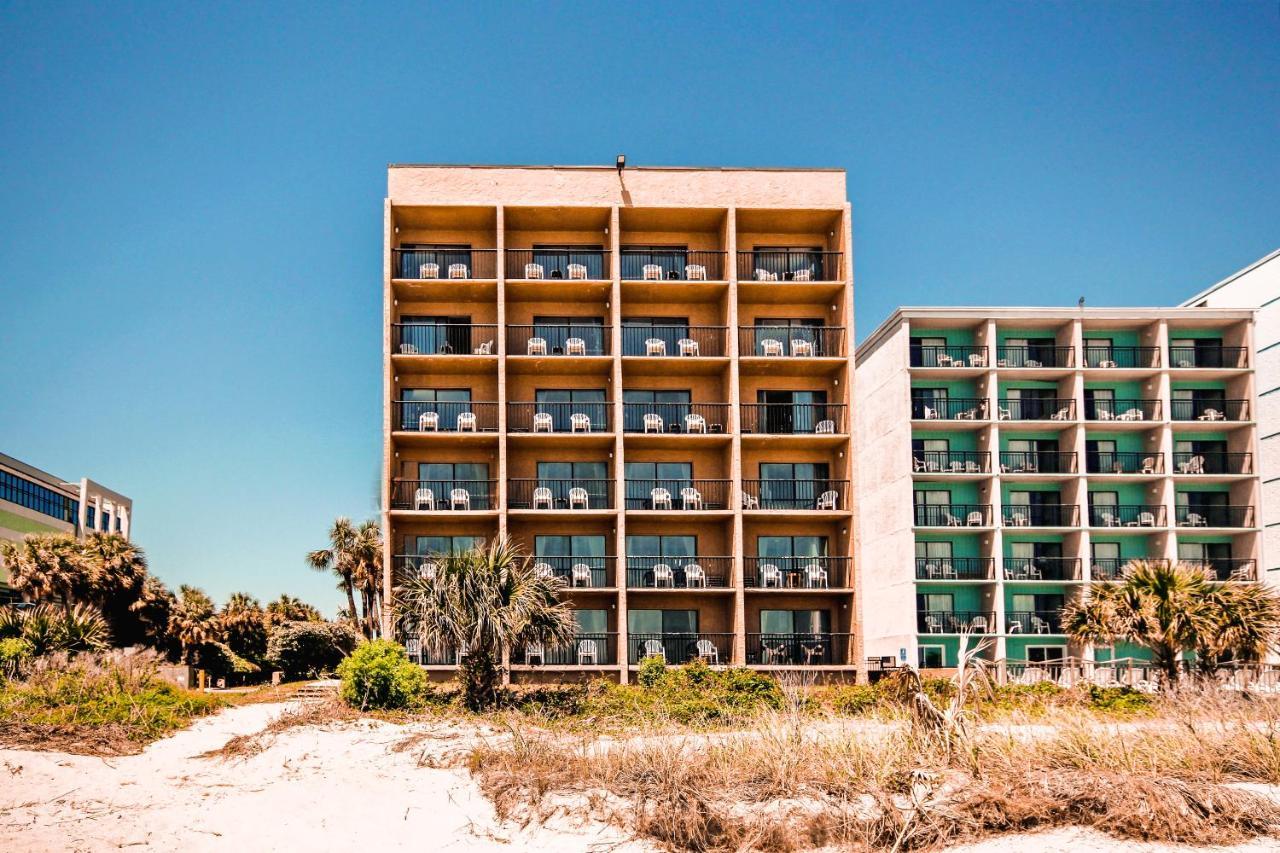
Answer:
[293, 679, 340, 702]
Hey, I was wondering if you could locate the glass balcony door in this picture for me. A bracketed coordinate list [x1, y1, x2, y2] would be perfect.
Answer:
[536, 461, 609, 507]
[398, 243, 473, 279]
[533, 315, 605, 355]
[535, 388, 607, 432]
[417, 462, 490, 509]
[760, 462, 829, 509]
[623, 389, 692, 431]
[625, 461, 693, 509]
[757, 390, 827, 434]
[400, 388, 471, 430]
[911, 387, 949, 419]
[532, 244, 606, 280]
[623, 317, 690, 356]
[757, 318, 824, 356]
[620, 245, 688, 280]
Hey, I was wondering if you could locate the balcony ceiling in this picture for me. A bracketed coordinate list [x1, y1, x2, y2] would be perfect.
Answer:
[393, 205, 497, 230]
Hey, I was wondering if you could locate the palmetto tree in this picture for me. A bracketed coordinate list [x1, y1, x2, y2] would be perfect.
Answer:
[0, 533, 86, 603]
[80, 532, 147, 597]
[350, 519, 384, 640]
[168, 585, 218, 664]
[265, 594, 323, 627]
[396, 536, 576, 710]
[307, 518, 361, 635]
[219, 592, 267, 661]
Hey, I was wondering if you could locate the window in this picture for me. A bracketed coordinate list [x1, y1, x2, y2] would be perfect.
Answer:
[620, 244, 688, 279]
[915, 540, 953, 562]
[400, 314, 472, 354]
[909, 336, 949, 367]
[1084, 388, 1116, 419]
[624, 462, 694, 509]
[759, 462, 830, 509]
[399, 388, 472, 430]
[535, 388, 607, 431]
[1172, 387, 1226, 419]
[536, 461, 609, 507]
[1003, 387, 1058, 419]
[1170, 337, 1225, 368]
[623, 389, 692, 431]
[918, 645, 946, 668]
[1083, 338, 1113, 367]
[622, 317, 690, 355]
[536, 535, 608, 583]
[1002, 337, 1058, 367]
[397, 243, 472, 279]
[1007, 490, 1064, 525]
[416, 462, 491, 509]
[0, 470, 78, 524]
[758, 536, 829, 575]
[757, 318, 825, 356]
[1178, 541, 1231, 564]
[532, 244, 606, 280]
[911, 387, 949, 419]
[760, 609, 830, 634]
[628, 609, 698, 635]
[574, 609, 608, 634]
[410, 535, 484, 557]
[755, 390, 828, 434]
[533, 315, 605, 355]
[1027, 646, 1065, 663]
[918, 592, 954, 612]
[913, 489, 952, 526]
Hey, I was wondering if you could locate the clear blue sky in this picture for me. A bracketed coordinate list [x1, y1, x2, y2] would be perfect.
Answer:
[1, 2, 1276, 615]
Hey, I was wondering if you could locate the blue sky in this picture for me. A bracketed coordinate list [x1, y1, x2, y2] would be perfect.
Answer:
[1, 2, 1275, 614]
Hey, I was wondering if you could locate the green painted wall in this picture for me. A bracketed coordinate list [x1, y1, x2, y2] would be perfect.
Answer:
[1082, 430, 1146, 453]
[911, 327, 976, 346]
[0, 509, 61, 537]
[911, 378, 981, 396]
[997, 328, 1060, 345]
[998, 380, 1061, 392]
[1083, 329, 1141, 347]
[915, 533, 983, 558]
[916, 481, 982, 503]
[1171, 380, 1229, 392]
[1006, 637, 1068, 658]
[1087, 483, 1149, 504]
[913, 430, 978, 451]
[916, 584, 985, 611]
[1168, 328, 1224, 341]
[1083, 380, 1145, 399]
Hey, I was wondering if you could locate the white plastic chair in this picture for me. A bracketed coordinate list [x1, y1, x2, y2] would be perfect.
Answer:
[534, 562, 554, 580]
[642, 264, 662, 281]
[680, 487, 703, 510]
[399, 343, 419, 354]
[418, 262, 440, 279]
[790, 338, 814, 357]
[1185, 512, 1206, 527]
[525, 642, 544, 665]
[761, 338, 784, 357]
[571, 564, 592, 587]
[816, 490, 838, 510]
[803, 562, 828, 588]
[420, 561, 438, 581]
[457, 412, 477, 432]
[1009, 512, 1029, 526]
[653, 563, 674, 587]
[936, 354, 953, 367]
[570, 412, 591, 432]
[760, 563, 782, 588]
[1141, 457, 1157, 474]
[522, 262, 546, 279]
[967, 511, 985, 526]
[815, 419, 835, 434]
[684, 563, 706, 587]
[969, 353, 987, 367]
[418, 411, 439, 431]
[568, 487, 589, 509]
[970, 616, 988, 632]
[677, 338, 699, 357]
[685, 413, 706, 433]
[643, 413, 663, 433]
[695, 639, 719, 665]
[414, 488, 435, 510]
[448, 263, 467, 279]
[565, 337, 587, 356]
[532, 487, 554, 509]
[1031, 616, 1050, 635]
[790, 267, 812, 282]
[1199, 408, 1225, 422]
[754, 268, 778, 282]
[685, 264, 707, 280]
[472, 340, 493, 355]
[567, 263, 587, 280]
[925, 615, 943, 634]
[532, 412, 554, 432]
[450, 488, 470, 510]
[923, 406, 939, 420]
[742, 492, 759, 509]
[650, 487, 673, 509]
[526, 337, 547, 355]
[1050, 407, 1071, 421]
[1138, 511, 1156, 527]
[577, 639, 598, 665]
[645, 337, 667, 356]
[642, 639, 666, 662]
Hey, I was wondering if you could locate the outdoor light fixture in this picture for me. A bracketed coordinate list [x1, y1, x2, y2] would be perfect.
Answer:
[616, 154, 626, 172]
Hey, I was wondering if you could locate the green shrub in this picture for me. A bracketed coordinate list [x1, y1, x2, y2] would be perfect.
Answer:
[1087, 684, 1153, 714]
[266, 621, 357, 679]
[337, 639, 427, 710]
[0, 604, 110, 656]
[582, 661, 784, 725]
[0, 637, 34, 680]
[828, 683, 879, 715]
[637, 655, 667, 687]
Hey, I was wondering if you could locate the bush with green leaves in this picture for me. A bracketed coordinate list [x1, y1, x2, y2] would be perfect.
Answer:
[266, 620, 358, 679]
[827, 683, 879, 715]
[585, 658, 784, 725]
[0, 638, 34, 680]
[337, 639, 427, 710]
[0, 603, 110, 656]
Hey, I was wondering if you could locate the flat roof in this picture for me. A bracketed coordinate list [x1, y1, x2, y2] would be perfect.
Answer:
[1181, 248, 1280, 306]
[0, 451, 76, 495]
[388, 163, 844, 172]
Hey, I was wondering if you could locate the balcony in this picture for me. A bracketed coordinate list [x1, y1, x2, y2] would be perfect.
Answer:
[918, 611, 997, 634]
[508, 479, 613, 510]
[1002, 504, 1079, 527]
[915, 557, 995, 581]
[997, 399, 1075, 421]
[1175, 505, 1255, 528]
[1170, 399, 1249, 422]
[1090, 559, 1127, 581]
[1082, 346, 1161, 369]
[1086, 452, 1164, 475]
[742, 480, 850, 511]
[998, 451, 1077, 474]
[1173, 453, 1253, 475]
[737, 250, 842, 282]
[391, 479, 496, 511]
[393, 323, 498, 356]
[407, 642, 462, 666]
[619, 249, 726, 281]
[913, 398, 988, 421]
[746, 633, 852, 666]
[1193, 559, 1258, 582]
[914, 504, 992, 527]
[626, 557, 731, 589]
[739, 326, 848, 358]
[1086, 399, 1162, 421]
[621, 325, 727, 358]
[996, 346, 1075, 368]
[625, 479, 730, 511]
[1006, 611, 1063, 635]
[392, 248, 498, 280]
[741, 404, 847, 435]
[508, 402, 612, 433]
[913, 451, 991, 474]
[628, 633, 733, 665]
[744, 556, 851, 588]
[910, 345, 989, 369]
[1169, 346, 1248, 369]
[505, 249, 610, 280]
[512, 633, 617, 666]
[622, 403, 730, 434]
[1003, 557, 1082, 581]
[531, 556, 617, 588]
[507, 324, 609, 356]
[393, 401, 499, 433]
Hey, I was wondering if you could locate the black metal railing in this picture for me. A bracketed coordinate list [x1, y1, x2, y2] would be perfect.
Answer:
[512, 633, 617, 666]
[1086, 452, 1164, 474]
[912, 397, 989, 420]
[742, 480, 850, 511]
[914, 504, 992, 526]
[393, 323, 498, 355]
[619, 250, 726, 281]
[506, 324, 609, 356]
[621, 402, 730, 434]
[625, 556, 732, 589]
[393, 554, 444, 581]
[997, 398, 1075, 421]
[1169, 346, 1248, 369]
[917, 611, 997, 633]
[1003, 557, 1081, 581]
[508, 479, 613, 510]
[909, 345, 989, 368]
[741, 404, 847, 435]
[1170, 399, 1250, 421]
[744, 556, 851, 588]
[1194, 559, 1258, 582]
[914, 557, 995, 581]
[629, 633, 734, 665]
[407, 642, 463, 666]
[996, 346, 1075, 368]
[393, 401, 499, 432]
[739, 326, 848, 358]
[625, 479, 730, 511]
[998, 451, 1077, 474]
[1082, 346, 1161, 369]
[737, 250, 842, 282]
[1086, 399, 1162, 421]
[621, 325, 727, 357]
[505, 249, 610, 280]
[1173, 452, 1253, 475]
[529, 556, 617, 588]
[913, 451, 991, 474]
[746, 633, 851, 666]
[1176, 505, 1255, 528]
[1002, 504, 1079, 527]
[1006, 611, 1063, 634]
[1090, 559, 1127, 581]
[508, 401, 612, 433]
[391, 479, 496, 511]
[393, 248, 498, 280]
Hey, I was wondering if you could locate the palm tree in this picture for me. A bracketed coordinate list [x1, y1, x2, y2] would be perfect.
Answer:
[307, 518, 360, 635]
[265, 594, 323, 627]
[219, 592, 267, 661]
[130, 575, 175, 650]
[396, 536, 576, 710]
[168, 585, 218, 664]
[350, 519, 384, 639]
[0, 534, 86, 603]
[80, 532, 147, 597]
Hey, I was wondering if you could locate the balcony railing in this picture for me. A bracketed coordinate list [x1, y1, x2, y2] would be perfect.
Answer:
[505, 249, 610, 280]
[392, 248, 498, 280]
[393, 323, 499, 356]
[621, 325, 727, 357]
[530, 556, 616, 588]
[508, 479, 613, 510]
[1006, 611, 1063, 634]
[914, 504, 992, 527]
[1170, 399, 1249, 421]
[742, 479, 850, 511]
[737, 250, 842, 282]
[744, 556, 851, 588]
[918, 611, 997, 634]
[1087, 399, 1162, 421]
[746, 633, 851, 666]
[915, 557, 995, 581]
[913, 451, 991, 474]
[507, 324, 609, 356]
[622, 402, 730, 434]
[391, 479, 496, 511]
[629, 633, 733, 665]
[619, 250, 726, 281]
[996, 346, 1075, 368]
[1082, 346, 1160, 369]
[1176, 505, 1255, 528]
[741, 404, 847, 435]
[1193, 559, 1257, 582]
[999, 451, 1077, 474]
[1090, 559, 1127, 581]
[997, 398, 1075, 421]
[1003, 504, 1079, 527]
[1169, 346, 1248, 369]
[1003, 557, 1081, 581]
[739, 326, 848, 358]
[910, 345, 988, 368]
[393, 401, 499, 433]
[626, 556, 731, 589]
[913, 397, 989, 420]
[1086, 452, 1164, 475]
[1173, 452, 1253, 475]
[512, 633, 617, 666]
[625, 479, 730, 511]
[508, 401, 612, 433]
[406, 641, 462, 666]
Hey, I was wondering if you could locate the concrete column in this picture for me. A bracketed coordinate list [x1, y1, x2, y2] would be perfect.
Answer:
[609, 206, 628, 683]
[726, 207, 747, 666]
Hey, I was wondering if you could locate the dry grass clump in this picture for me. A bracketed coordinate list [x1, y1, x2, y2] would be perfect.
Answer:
[199, 698, 356, 760]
